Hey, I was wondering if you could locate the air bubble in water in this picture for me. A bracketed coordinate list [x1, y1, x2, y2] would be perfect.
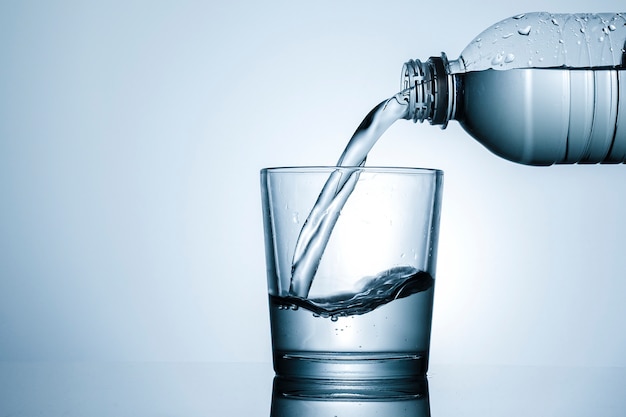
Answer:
[518, 26, 531, 36]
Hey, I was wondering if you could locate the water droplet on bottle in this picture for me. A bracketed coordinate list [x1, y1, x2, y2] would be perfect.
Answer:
[559, 39, 564, 44]
[513, 13, 526, 19]
[504, 53, 515, 63]
[518, 26, 532, 36]
[502, 33, 514, 39]
[491, 52, 504, 66]
[599, 36, 605, 42]
[580, 28, 586, 34]
[331, 316, 338, 322]
[290, 304, 299, 311]
[608, 24, 616, 31]
[292, 211, 299, 223]
[602, 27, 610, 35]
[551, 17, 559, 26]
[400, 252, 405, 258]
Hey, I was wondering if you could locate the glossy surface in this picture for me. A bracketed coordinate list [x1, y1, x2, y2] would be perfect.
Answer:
[1, 362, 624, 416]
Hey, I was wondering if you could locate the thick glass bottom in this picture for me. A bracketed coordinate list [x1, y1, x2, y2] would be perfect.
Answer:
[273, 351, 429, 380]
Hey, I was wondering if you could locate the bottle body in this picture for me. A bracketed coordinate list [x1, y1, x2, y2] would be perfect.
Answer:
[458, 67, 626, 165]
[402, 12, 626, 165]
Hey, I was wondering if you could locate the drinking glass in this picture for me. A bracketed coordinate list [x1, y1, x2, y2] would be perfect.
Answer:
[261, 167, 443, 379]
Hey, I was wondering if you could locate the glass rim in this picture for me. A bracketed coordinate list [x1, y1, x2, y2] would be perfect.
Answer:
[261, 166, 443, 175]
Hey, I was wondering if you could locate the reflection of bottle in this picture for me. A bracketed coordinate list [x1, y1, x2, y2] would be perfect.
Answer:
[402, 12, 626, 165]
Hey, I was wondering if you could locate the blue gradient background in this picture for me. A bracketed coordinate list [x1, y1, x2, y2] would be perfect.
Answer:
[0, 0, 624, 366]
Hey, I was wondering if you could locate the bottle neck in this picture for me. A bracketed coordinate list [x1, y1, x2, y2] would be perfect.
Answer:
[401, 54, 458, 127]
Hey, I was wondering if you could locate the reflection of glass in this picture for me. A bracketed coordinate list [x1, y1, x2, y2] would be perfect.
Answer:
[270, 376, 430, 417]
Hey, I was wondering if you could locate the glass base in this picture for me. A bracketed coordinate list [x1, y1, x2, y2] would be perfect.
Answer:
[272, 374, 429, 400]
[273, 351, 429, 380]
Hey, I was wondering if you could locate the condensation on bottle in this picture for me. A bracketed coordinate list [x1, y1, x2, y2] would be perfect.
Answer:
[401, 12, 626, 165]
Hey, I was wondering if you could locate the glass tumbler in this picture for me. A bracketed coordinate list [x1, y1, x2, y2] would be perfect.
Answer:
[261, 167, 443, 379]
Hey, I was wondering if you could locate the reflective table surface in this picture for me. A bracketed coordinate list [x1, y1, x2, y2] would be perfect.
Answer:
[1, 362, 624, 416]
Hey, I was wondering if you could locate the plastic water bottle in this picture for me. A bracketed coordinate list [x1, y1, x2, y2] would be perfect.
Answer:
[401, 12, 626, 165]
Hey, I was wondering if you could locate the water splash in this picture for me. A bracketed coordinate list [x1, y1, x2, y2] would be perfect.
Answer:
[277, 266, 433, 318]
